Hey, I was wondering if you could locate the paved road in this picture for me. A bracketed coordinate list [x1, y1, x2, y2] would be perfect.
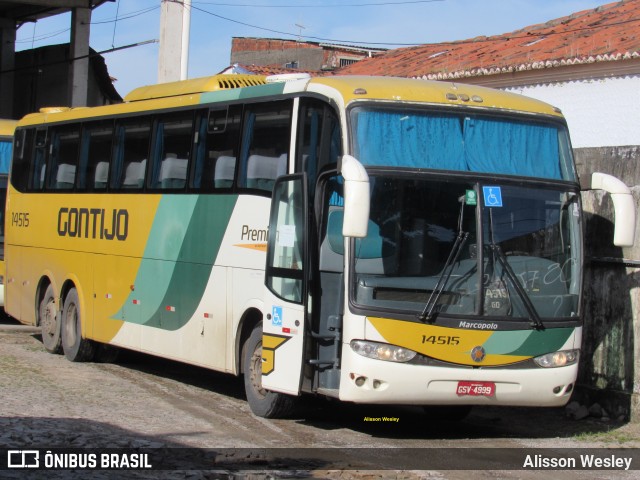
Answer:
[0, 315, 638, 479]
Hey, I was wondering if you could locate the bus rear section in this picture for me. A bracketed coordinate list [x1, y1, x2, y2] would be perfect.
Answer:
[0, 119, 17, 307]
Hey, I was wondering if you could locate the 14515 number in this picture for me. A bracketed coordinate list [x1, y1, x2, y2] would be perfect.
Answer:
[421, 335, 460, 345]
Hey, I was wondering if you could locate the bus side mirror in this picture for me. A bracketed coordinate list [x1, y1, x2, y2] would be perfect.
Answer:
[589, 172, 636, 247]
[340, 155, 369, 238]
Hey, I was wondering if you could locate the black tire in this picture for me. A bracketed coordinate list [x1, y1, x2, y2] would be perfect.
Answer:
[243, 324, 296, 418]
[423, 405, 473, 422]
[39, 285, 62, 354]
[61, 288, 94, 362]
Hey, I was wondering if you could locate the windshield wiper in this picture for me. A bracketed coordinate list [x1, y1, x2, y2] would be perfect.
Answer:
[490, 244, 545, 330]
[417, 231, 469, 322]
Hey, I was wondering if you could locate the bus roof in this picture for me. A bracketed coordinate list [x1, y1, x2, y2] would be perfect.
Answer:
[15, 74, 563, 128]
[307, 76, 563, 118]
[0, 119, 17, 137]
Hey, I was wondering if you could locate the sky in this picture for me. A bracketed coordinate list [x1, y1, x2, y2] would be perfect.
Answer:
[14, 0, 610, 98]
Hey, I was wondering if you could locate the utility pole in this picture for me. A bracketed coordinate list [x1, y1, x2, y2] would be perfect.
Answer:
[158, 0, 191, 83]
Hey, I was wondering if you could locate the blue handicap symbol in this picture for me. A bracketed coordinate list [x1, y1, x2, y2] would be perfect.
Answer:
[482, 186, 503, 207]
[272, 306, 283, 326]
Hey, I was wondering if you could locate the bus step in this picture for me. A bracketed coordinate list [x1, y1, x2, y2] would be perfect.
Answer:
[315, 387, 339, 398]
[308, 359, 337, 367]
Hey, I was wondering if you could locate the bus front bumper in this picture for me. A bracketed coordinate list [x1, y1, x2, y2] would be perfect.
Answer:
[339, 349, 578, 407]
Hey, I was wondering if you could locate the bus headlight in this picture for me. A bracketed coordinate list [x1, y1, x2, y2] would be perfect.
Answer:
[350, 340, 417, 363]
[534, 349, 579, 368]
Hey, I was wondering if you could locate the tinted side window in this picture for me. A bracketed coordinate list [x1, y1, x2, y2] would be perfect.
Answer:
[241, 101, 292, 193]
[10, 128, 33, 192]
[190, 105, 242, 191]
[297, 99, 342, 192]
[149, 112, 194, 190]
[111, 118, 150, 190]
[48, 125, 80, 190]
[29, 129, 48, 191]
[79, 121, 114, 191]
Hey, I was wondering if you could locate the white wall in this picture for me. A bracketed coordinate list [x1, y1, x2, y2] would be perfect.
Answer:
[504, 75, 640, 149]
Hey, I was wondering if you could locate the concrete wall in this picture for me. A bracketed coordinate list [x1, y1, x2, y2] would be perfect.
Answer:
[505, 75, 640, 149]
[505, 76, 640, 419]
[230, 38, 376, 72]
[576, 146, 640, 420]
[232, 48, 325, 71]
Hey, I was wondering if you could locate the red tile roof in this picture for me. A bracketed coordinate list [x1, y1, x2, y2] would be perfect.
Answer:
[337, 0, 640, 80]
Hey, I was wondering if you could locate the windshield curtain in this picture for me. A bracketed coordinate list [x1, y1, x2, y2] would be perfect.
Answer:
[350, 175, 582, 321]
[350, 107, 575, 181]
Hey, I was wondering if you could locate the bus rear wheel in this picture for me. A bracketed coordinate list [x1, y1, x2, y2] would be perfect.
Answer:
[243, 324, 296, 418]
[39, 285, 62, 354]
[61, 288, 94, 362]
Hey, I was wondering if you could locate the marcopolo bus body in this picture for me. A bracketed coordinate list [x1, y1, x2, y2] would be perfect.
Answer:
[5, 75, 634, 418]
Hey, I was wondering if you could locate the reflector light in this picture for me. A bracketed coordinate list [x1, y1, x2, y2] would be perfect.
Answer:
[166, 306, 176, 312]
[132, 299, 140, 305]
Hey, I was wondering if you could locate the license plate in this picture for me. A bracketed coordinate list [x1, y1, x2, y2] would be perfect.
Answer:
[456, 381, 495, 397]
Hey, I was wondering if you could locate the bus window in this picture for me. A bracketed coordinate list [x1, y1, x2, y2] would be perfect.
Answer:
[48, 125, 80, 190]
[191, 105, 241, 191]
[297, 99, 342, 195]
[149, 112, 194, 190]
[111, 118, 151, 190]
[29, 129, 48, 191]
[241, 101, 292, 193]
[9, 129, 32, 192]
[78, 121, 114, 191]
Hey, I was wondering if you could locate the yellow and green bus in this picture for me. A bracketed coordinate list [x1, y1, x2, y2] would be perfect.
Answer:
[5, 74, 635, 418]
[0, 118, 17, 307]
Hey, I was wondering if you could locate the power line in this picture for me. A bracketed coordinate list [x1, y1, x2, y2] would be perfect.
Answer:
[110, 0, 120, 48]
[14, 6, 159, 46]
[1, 40, 158, 76]
[191, 0, 445, 7]
[91, 6, 160, 25]
[15, 27, 71, 44]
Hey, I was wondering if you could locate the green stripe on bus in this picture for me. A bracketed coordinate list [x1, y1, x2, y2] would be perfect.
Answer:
[199, 83, 286, 104]
[494, 327, 574, 356]
[114, 194, 238, 330]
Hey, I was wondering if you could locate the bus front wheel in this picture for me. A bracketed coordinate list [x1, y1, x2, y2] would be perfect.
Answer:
[243, 325, 296, 418]
[39, 285, 62, 354]
[61, 288, 94, 362]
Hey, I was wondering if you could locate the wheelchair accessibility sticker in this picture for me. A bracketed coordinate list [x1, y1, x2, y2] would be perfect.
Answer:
[483, 186, 503, 207]
[272, 305, 283, 327]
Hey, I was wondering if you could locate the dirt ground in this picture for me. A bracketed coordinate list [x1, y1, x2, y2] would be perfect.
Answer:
[1, 315, 639, 479]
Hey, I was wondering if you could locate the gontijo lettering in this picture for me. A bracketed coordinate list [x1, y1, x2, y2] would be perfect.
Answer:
[57, 207, 128, 241]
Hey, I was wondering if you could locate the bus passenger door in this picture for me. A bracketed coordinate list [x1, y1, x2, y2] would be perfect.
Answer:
[262, 173, 308, 395]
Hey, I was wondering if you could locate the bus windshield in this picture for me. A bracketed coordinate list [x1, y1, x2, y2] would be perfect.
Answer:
[351, 175, 582, 322]
[350, 106, 576, 181]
